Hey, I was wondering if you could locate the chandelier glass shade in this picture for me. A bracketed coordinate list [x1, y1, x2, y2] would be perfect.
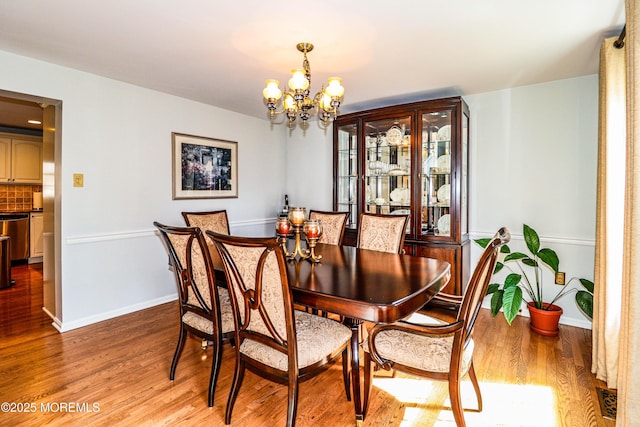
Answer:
[262, 42, 345, 128]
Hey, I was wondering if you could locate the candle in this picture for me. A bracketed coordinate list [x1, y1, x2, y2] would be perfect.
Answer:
[276, 218, 291, 235]
[288, 207, 306, 226]
[304, 219, 320, 239]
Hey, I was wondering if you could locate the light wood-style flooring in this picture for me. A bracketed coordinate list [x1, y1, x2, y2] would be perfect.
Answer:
[0, 263, 616, 426]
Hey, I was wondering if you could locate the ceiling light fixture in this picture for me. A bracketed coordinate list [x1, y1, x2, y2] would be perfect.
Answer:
[262, 42, 345, 128]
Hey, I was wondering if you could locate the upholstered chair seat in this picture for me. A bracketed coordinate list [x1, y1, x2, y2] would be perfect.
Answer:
[183, 287, 234, 336]
[362, 312, 474, 374]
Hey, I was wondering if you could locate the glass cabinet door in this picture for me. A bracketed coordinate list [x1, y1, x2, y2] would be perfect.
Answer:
[336, 122, 359, 229]
[363, 116, 412, 233]
[420, 111, 452, 238]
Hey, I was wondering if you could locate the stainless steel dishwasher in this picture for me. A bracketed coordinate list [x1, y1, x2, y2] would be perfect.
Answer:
[0, 213, 30, 261]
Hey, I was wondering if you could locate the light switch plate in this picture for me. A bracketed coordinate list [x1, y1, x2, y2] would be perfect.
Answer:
[73, 173, 84, 187]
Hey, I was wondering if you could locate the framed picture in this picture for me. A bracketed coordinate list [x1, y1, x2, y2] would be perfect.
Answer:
[172, 132, 238, 199]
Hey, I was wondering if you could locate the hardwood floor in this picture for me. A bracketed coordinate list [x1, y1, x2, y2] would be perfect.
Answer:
[0, 264, 616, 426]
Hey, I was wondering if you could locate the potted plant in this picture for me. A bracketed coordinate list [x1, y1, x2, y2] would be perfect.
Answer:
[475, 224, 594, 336]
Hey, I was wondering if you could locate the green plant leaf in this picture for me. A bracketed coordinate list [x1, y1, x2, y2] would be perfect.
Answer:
[490, 290, 503, 317]
[502, 285, 523, 325]
[474, 238, 490, 249]
[487, 283, 500, 295]
[504, 252, 528, 262]
[538, 248, 559, 273]
[576, 290, 593, 320]
[521, 258, 538, 267]
[579, 278, 594, 293]
[494, 262, 504, 274]
[500, 244, 511, 254]
[523, 224, 540, 254]
[504, 273, 522, 287]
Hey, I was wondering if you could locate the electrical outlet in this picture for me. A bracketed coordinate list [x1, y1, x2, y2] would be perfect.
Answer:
[555, 272, 565, 285]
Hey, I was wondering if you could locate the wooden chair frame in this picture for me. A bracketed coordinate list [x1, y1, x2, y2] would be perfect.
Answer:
[363, 227, 510, 426]
[153, 221, 233, 407]
[207, 231, 351, 427]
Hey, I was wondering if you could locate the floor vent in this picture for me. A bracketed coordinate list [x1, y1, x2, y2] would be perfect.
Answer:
[596, 387, 617, 420]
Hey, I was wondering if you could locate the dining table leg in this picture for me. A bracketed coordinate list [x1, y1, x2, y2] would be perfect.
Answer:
[345, 317, 366, 425]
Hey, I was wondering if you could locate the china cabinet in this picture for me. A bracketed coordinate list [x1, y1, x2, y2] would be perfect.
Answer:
[333, 97, 469, 295]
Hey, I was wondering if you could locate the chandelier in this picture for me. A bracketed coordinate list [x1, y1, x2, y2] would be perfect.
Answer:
[262, 42, 345, 128]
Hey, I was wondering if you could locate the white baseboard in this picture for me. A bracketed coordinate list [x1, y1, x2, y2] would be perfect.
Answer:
[53, 293, 178, 333]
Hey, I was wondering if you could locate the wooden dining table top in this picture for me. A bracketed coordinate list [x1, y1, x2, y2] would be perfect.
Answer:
[286, 243, 451, 324]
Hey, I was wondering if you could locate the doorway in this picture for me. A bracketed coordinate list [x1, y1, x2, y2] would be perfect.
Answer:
[0, 90, 60, 336]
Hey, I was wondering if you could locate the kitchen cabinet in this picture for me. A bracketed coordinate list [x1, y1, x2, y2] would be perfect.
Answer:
[0, 135, 43, 184]
[333, 97, 469, 295]
[30, 212, 44, 258]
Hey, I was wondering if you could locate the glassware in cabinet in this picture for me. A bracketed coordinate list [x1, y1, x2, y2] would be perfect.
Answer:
[420, 110, 453, 238]
[363, 116, 412, 231]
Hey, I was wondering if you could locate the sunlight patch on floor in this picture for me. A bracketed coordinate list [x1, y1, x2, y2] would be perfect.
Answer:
[373, 376, 558, 427]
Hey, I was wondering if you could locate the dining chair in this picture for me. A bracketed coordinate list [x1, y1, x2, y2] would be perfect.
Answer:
[357, 212, 409, 254]
[362, 227, 510, 427]
[153, 221, 235, 407]
[207, 231, 352, 427]
[308, 209, 349, 245]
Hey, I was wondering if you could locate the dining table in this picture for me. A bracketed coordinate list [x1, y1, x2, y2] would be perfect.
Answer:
[286, 242, 451, 424]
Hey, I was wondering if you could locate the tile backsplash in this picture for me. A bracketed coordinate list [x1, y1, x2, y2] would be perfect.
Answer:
[0, 184, 43, 212]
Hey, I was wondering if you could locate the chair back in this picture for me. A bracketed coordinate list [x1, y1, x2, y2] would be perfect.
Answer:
[458, 227, 510, 343]
[309, 210, 349, 245]
[357, 212, 409, 254]
[154, 221, 221, 319]
[208, 232, 297, 368]
[182, 210, 230, 271]
[182, 210, 230, 235]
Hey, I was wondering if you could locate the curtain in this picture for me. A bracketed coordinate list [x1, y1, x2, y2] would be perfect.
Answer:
[617, 0, 640, 423]
[593, 36, 626, 388]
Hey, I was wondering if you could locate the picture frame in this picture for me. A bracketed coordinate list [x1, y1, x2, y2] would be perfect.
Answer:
[172, 132, 238, 200]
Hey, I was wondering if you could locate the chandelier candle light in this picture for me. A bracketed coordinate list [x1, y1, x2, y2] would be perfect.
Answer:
[263, 42, 345, 128]
[275, 207, 323, 263]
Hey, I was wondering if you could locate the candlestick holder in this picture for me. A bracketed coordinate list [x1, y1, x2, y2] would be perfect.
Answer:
[302, 219, 322, 262]
[275, 217, 293, 257]
[275, 208, 322, 263]
[289, 223, 312, 261]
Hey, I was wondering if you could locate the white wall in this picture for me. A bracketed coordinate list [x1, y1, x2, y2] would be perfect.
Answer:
[465, 75, 598, 329]
[1, 48, 599, 331]
[1, 50, 287, 330]
[285, 125, 334, 210]
[287, 75, 598, 329]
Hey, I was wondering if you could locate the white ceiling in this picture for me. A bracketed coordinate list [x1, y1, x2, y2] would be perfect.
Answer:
[0, 1, 626, 128]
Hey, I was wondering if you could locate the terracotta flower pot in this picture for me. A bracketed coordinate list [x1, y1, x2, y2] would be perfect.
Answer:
[527, 301, 563, 337]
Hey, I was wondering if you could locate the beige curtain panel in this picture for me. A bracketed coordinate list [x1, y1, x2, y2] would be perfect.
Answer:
[593, 35, 625, 389]
[618, 0, 640, 424]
